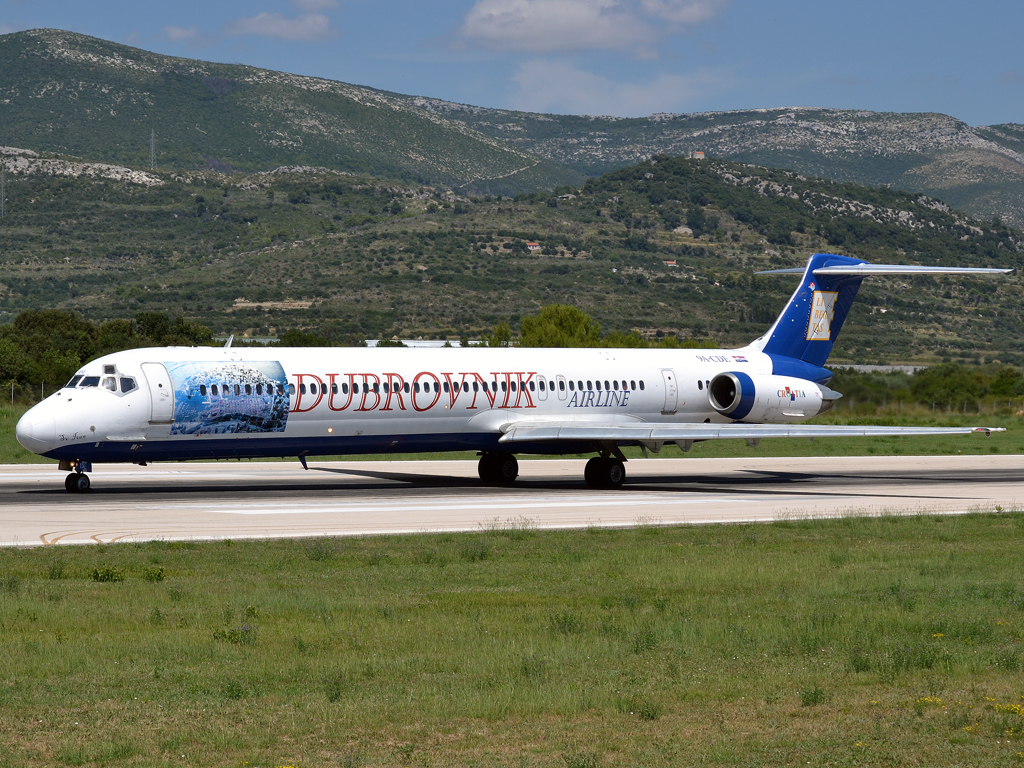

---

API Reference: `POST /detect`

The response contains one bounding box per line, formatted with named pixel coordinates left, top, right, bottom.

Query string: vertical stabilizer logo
left=806, top=290, right=838, bottom=341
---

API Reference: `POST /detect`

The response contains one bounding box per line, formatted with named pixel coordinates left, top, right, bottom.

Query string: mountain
left=407, top=100, right=1024, bottom=229
left=0, top=145, right=1021, bottom=366
left=0, top=29, right=583, bottom=195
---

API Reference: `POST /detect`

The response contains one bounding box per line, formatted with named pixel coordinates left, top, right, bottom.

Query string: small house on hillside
left=526, top=242, right=541, bottom=252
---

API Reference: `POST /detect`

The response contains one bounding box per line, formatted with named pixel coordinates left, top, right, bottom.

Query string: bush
left=91, top=567, right=124, bottom=583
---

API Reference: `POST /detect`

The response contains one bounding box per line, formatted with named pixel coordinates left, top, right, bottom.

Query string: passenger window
left=595, top=381, right=601, bottom=391
left=698, top=380, right=703, bottom=390
left=569, top=380, right=575, bottom=391
left=463, top=382, right=469, bottom=392
left=405, top=382, right=411, bottom=393
left=341, top=383, right=348, bottom=394
left=604, top=380, right=609, bottom=390
left=200, top=384, right=208, bottom=396
left=288, top=384, right=295, bottom=395
left=120, top=378, right=137, bottom=393
left=578, top=381, right=584, bottom=391
left=414, top=382, right=420, bottom=393
left=234, top=384, right=240, bottom=396
left=586, top=380, right=592, bottom=390
left=384, top=383, right=391, bottom=393
left=706, top=380, right=710, bottom=389
left=353, top=383, right=360, bottom=394
left=212, top=384, right=219, bottom=396
left=630, top=380, right=636, bottom=390
left=529, top=381, right=535, bottom=391
left=277, top=384, right=285, bottom=395
left=373, top=383, right=380, bottom=394
left=639, top=381, right=645, bottom=390
left=245, top=384, right=252, bottom=396
left=611, top=380, right=618, bottom=390
left=443, top=382, right=449, bottom=393
left=256, top=384, right=263, bottom=395
left=300, top=383, right=307, bottom=395
left=79, top=376, right=100, bottom=387
left=65, top=376, right=80, bottom=388
left=501, top=381, right=507, bottom=392
left=434, top=382, right=440, bottom=393
left=559, top=380, right=565, bottom=391
left=491, top=381, right=497, bottom=392
left=539, top=380, right=545, bottom=392
left=472, top=382, right=479, bottom=392
left=510, top=381, right=516, bottom=392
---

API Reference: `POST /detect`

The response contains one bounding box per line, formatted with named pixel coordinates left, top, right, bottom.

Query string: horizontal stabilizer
left=498, top=421, right=1003, bottom=444
left=757, top=265, right=1011, bottom=276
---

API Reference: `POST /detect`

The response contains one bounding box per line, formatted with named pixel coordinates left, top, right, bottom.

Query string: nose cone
left=16, top=411, right=56, bottom=454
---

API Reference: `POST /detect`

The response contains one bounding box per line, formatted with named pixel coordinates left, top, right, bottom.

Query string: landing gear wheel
left=478, top=453, right=519, bottom=485
left=65, top=473, right=91, bottom=493
left=603, top=458, right=625, bottom=489
left=584, top=457, right=626, bottom=489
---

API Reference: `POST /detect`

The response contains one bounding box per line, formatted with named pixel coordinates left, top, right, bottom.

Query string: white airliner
left=15, top=253, right=1009, bottom=493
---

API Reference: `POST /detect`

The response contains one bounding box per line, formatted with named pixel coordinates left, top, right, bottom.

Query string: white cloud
left=510, top=59, right=714, bottom=116
left=458, top=0, right=725, bottom=54
left=226, top=12, right=337, bottom=42
left=293, top=0, right=339, bottom=10
left=163, top=25, right=201, bottom=42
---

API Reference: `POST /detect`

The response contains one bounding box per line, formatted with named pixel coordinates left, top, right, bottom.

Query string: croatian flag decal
left=732, top=355, right=748, bottom=363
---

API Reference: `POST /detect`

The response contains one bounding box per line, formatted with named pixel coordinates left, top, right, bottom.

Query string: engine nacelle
left=707, top=372, right=838, bottom=423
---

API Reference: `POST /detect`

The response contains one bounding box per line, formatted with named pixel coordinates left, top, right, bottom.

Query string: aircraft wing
left=498, top=421, right=1002, bottom=445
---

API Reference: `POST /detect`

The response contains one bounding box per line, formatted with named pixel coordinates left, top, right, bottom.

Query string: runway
left=0, top=455, right=1021, bottom=546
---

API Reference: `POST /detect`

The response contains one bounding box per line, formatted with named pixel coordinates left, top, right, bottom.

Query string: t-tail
left=749, top=253, right=1010, bottom=384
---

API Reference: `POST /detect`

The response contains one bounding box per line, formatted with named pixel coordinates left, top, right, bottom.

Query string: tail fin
left=751, top=253, right=1011, bottom=383
left=752, top=253, right=867, bottom=381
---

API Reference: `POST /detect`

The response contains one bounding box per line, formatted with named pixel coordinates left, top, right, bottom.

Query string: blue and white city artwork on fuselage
left=166, top=361, right=290, bottom=436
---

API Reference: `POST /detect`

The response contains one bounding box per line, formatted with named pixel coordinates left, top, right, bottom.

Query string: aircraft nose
left=15, top=412, right=56, bottom=454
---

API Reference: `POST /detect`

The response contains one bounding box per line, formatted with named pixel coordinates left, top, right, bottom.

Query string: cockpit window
left=120, top=377, right=137, bottom=393
left=79, top=376, right=101, bottom=388
left=102, top=377, right=117, bottom=391
left=65, top=376, right=81, bottom=388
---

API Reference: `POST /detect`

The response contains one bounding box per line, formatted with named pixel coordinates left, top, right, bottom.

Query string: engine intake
left=708, top=372, right=838, bottom=423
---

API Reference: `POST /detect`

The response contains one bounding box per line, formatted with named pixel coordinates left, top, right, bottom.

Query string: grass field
left=2, top=514, right=1024, bottom=766
left=3, top=404, right=1023, bottom=466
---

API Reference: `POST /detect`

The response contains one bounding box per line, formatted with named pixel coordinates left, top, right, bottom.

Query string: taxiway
left=0, top=454, right=1021, bottom=546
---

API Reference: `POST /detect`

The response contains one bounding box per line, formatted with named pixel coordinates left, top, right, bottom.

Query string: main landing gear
left=584, top=456, right=626, bottom=489
left=478, top=452, right=519, bottom=485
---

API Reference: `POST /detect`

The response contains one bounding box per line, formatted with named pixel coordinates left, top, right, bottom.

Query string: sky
left=2, top=0, right=1022, bottom=125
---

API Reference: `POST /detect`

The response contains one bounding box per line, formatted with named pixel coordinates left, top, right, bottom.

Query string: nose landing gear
left=64, top=473, right=91, bottom=493
left=59, top=460, right=93, bottom=493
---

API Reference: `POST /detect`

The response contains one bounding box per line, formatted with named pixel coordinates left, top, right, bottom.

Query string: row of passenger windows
left=193, top=377, right=648, bottom=398
left=65, top=375, right=138, bottom=394
left=198, top=383, right=281, bottom=397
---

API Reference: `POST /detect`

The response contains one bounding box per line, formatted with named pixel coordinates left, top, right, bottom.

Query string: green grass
left=3, top=514, right=1024, bottom=765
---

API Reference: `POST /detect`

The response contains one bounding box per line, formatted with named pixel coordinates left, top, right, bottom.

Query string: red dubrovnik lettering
left=356, top=373, right=381, bottom=411
left=412, top=372, right=441, bottom=411
left=292, top=374, right=326, bottom=412
left=325, top=373, right=354, bottom=411
left=381, top=373, right=407, bottom=411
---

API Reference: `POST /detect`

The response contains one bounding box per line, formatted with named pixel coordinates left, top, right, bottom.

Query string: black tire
left=64, top=473, right=78, bottom=493
left=73, top=474, right=91, bottom=493
left=478, top=453, right=499, bottom=483
left=584, top=457, right=603, bottom=488
left=604, top=458, right=626, bottom=489
left=495, top=454, right=519, bottom=484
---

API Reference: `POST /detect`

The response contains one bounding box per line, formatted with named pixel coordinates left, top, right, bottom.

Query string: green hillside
left=0, top=29, right=582, bottom=195
left=0, top=147, right=1021, bottom=366
left=409, top=100, right=1024, bottom=229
